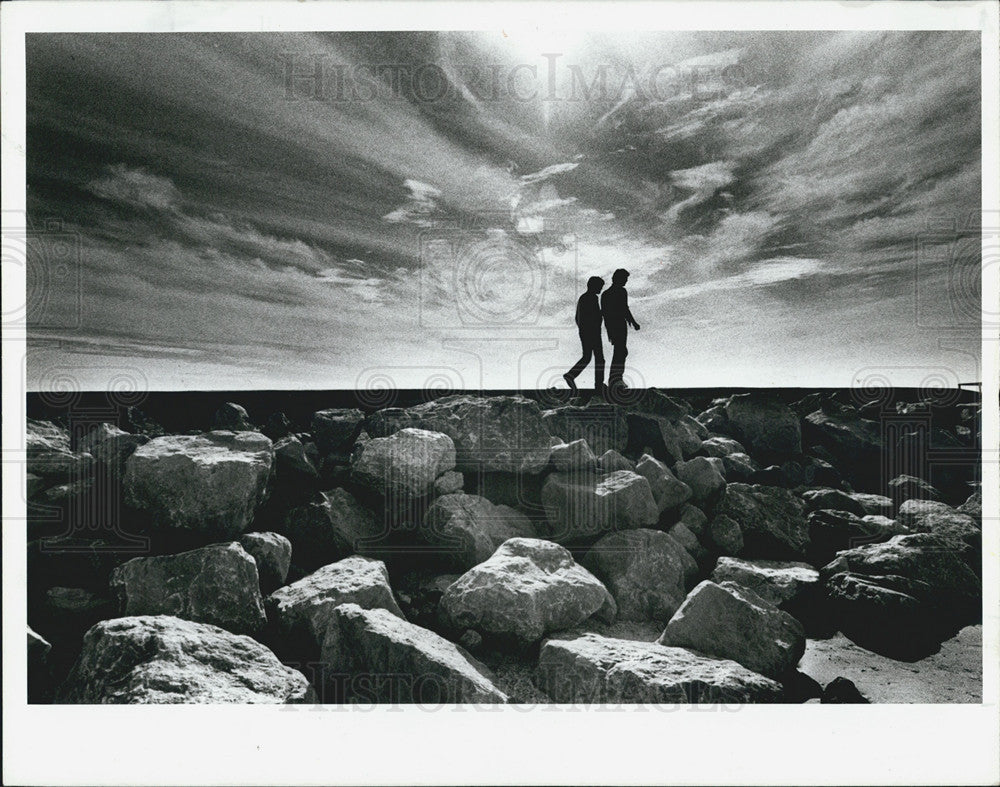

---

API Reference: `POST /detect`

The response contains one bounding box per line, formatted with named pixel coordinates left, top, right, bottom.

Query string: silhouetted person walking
left=563, top=276, right=605, bottom=395
left=601, top=268, right=640, bottom=392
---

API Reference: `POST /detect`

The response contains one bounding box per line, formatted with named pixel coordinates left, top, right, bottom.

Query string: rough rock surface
left=540, top=469, right=658, bottom=542
left=283, top=488, right=383, bottom=569
left=543, top=403, right=627, bottom=456
left=896, top=499, right=979, bottom=545
left=124, top=431, right=273, bottom=536
left=273, top=435, right=319, bottom=480
left=700, top=437, right=746, bottom=458
left=536, top=634, right=783, bottom=703
left=79, top=423, right=149, bottom=474
left=673, top=457, right=726, bottom=504
left=598, top=449, right=634, bottom=472
left=370, top=395, right=553, bottom=473
left=213, top=402, right=254, bottom=432
left=27, top=419, right=94, bottom=479
left=320, top=603, right=507, bottom=703
left=711, top=557, right=819, bottom=608
left=311, top=408, right=365, bottom=456
left=625, top=412, right=683, bottom=464
left=710, top=515, right=744, bottom=555
left=888, top=474, right=942, bottom=504
left=422, top=493, right=536, bottom=570
left=850, top=493, right=895, bottom=517
left=433, top=470, right=464, bottom=496
left=440, top=538, right=616, bottom=643
left=550, top=439, right=598, bottom=472
left=957, top=489, right=981, bottom=519
left=713, top=483, right=809, bottom=558
left=800, top=488, right=866, bottom=517
left=351, top=428, right=456, bottom=499
left=109, top=542, right=266, bottom=635
left=721, top=452, right=758, bottom=483
left=806, top=509, right=903, bottom=566
left=659, top=580, right=806, bottom=678
left=59, top=615, right=312, bottom=703
left=634, top=454, right=692, bottom=513
left=583, top=529, right=697, bottom=622
left=724, top=394, right=802, bottom=457
left=266, top=556, right=404, bottom=645
left=803, top=410, right=882, bottom=486
left=238, top=532, right=292, bottom=594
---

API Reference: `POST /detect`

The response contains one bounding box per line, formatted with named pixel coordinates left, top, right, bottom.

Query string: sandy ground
left=482, top=622, right=982, bottom=704
left=799, top=625, right=983, bottom=703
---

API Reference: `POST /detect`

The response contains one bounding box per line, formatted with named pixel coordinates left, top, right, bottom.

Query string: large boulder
left=370, top=395, right=552, bottom=473
left=658, top=580, right=806, bottom=678
left=238, top=532, right=292, bottom=594
left=582, top=529, right=696, bottom=622
left=850, top=493, right=895, bottom=517
left=433, top=470, right=464, bottom=496
left=265, top=556, right=404, bottom=648
left=803, top=410, right=882, bottom=488
left=540, top=470, right=658, bottom=542
left=625, top=412, right=682, bottom=464
left=124, top=431, right=274, bottom=536
left=673, top=457, right=726, bottom=505
left=724, top=394, right=802, bottom=458
left=700, top=437, right=746, bottom=458
left=273, top=435, right=320, bottom=480
left=319, top=603, right=507, bottom=703
left=536, top=634, right=783, bottom=703
left=550, top=439, right=598, bottom=472
left=957, top=489, right=981, bottom=519
left=283, top=488, right=384, bottom=570
left=27, top=419, right=94, bottom=480
left=713, top=484, right=809, bottom=559
left=439, top=538, right=616, bottom=643
left=806, top=509, right=904, bottom=566
left=213, top=402, right=254, bottom=432
left=542, top=402, right=627, bottom=456
left=720, top=452, right=758, bottom=483
left=59, top=615, right=312, bottom=703
left=310, top=408, right=365, bottom=456
left=800, top=488, right=866, bottom=517
left=421, top=493, right=536, bottom=571
left=351, top=428, right=456, bottom=499
left=634, top=389, right=692, bottom=420
left=597, top=449, right=634, bottom=472
left=711, top=557, right=819, bottom=609
left=888, top=474, right=942, bottom=506
left=109, top=542, right=266, bottom=635
left=896, top=499, right=979, bottom=546
left=79, top=423, right=149, bottom=475
left=634, top=454, right=691, bottom=513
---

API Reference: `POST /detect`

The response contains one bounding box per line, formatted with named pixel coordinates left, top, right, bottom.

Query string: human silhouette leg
left=608, top=339, right=628, bottom=388
left=593, top=342, right=605, bottom=392
left=565, top=342, right=594, bottom=393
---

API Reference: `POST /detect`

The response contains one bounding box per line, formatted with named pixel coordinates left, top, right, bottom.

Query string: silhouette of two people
left=563, top=268, right=640, bottom=397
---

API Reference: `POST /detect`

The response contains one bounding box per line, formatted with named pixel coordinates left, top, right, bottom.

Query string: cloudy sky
left=25, top=31, right=981, bottom=391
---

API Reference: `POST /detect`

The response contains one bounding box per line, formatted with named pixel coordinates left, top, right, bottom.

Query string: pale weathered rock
left=59, top=616, right=312, bottom=703
left=850, top=493, right=895, bottom=517
left=370, top=395, right=553, bottom=473
left=597, top=449, right=634, bottom=472
left=266, top=556, right=404, bottom=645
left=311, top=408, right=365, bottom=455
left=711, top=557, right=819, bottom=608
left=659, top=580, right=805, bottom=678
left=238, top=532, right=292, bottom=594
left=713, top=483, right=809, bottom=558
left=433, top=470, right=464, bottom=496
left=536, top=634, right=783, bottom=703
left=440, top=538, right=616, bottom=643
left=283, top=488, right=384, bottom=570
left=79, top=423, right=149, bottom=474
left=213, top=402, right=254, bottom=432
left=724, top=394, right=802, bottom=457
left=896, top=499, right=979, bottom=545
left=550, top=439, right=598, bottom=472
left=124, top=431, right=273, bottom=536
left=422, top=493, right=536, bottom=570
left=583, top=529, right=696, bottom=622
left=700, top=437, right=746, bottom=458
left=351, top=428, right=456, bottom=499
left=540, top=470, right=658, bottom=542
left=320, top=603, right=507, bottom=703
left=109, top=542, right=266, bottom=635
left=674, top=457, right=726, bottom=504
left=634, top=454, right=691, bottom=513
left=542, top=402, right=626, bottom=456
left=800, top=488, right=866, bottom=517
left=27, top=419, right=95, bottom=479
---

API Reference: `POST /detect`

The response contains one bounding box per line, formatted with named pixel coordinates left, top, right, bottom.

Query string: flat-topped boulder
left=540, top=470, right=658, bottom=542
left=351, top=428, right=456, bottom=499
left=439, top=538, right=616, bottom=643
left=422, top=493, right=536, bottom=571
left=369, top=395, right=552, bottom=473
left=536, top=634, right=783, bottom=703
left=713, top=483, right=809, bottom=559
left=266, top=556, right=404, bottom=647
left=582, top=529, right=696, bottom=622
left=320, top=603, right=507, bottom=703
left=109, top=542, right=266, bottom=635
left=124, top=431, right=273, bottom=536
left=659, top=580, right=805, bottom=678
left=711, top=557, right=819, bottom=608
left=59, top=615, right=312, bottom=704
left=724, top=394, right=802, bottom=458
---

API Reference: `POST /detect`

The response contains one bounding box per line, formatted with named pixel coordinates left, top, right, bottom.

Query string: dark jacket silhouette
left=564, top=276, right=605, bottom=393
left=600, top=268, right=639, bottom=388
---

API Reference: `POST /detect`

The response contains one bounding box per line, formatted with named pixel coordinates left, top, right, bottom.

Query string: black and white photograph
left=3, top=1, right=998, bottom=784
